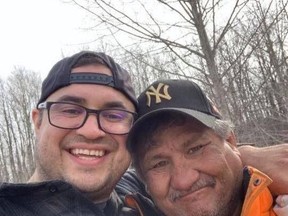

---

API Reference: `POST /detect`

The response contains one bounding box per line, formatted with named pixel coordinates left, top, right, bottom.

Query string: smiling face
left=137, top=115, right=243, bottom=216
left=30, top=64, right=135, bottom=202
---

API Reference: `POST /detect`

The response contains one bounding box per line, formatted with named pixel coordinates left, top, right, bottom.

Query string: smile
left=70, top=148, right=106, bottom=158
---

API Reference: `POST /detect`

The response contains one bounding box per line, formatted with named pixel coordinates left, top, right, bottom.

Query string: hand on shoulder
left=274, top=195, right=288, bottom=216
left=238, top=143, right=288, bottom=195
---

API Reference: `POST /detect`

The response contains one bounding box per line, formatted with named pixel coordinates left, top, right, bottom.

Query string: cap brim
left=127, top=108, right=218, bottom=151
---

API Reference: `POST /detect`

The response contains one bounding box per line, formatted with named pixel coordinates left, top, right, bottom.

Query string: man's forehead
left=147, top=128, right=204, bottom=151
left=46, top=85, right=133, bottom=110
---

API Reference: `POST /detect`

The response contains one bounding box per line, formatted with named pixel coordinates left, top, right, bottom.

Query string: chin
left=67, top=175, right=105, bottom=190
left=166, top=207, right=216, bottom=216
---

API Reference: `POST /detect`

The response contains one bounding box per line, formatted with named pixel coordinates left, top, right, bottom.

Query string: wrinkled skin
left=239, top=144, right=288, bottom=195
left=140, top=121, right=243, bottom=216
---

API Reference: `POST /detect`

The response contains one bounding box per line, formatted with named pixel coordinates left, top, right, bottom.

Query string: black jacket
left=0, top=180, right=137, bottom=216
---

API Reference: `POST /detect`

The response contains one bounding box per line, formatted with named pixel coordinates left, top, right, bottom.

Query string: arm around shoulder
left=238, top=143, right=288, bottom=195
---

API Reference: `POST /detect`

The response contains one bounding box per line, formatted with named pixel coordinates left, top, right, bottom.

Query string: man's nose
left=76, top=114, right=106, bottom=139
left=170, top=162, right=199, bottom=191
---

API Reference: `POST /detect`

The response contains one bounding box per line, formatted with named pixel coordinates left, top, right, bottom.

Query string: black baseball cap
left=127, top=79, right=222, bottom=150
left=37, top=50, right=137, bottom=108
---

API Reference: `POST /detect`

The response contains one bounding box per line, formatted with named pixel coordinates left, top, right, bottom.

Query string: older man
left=126, top=79, right=286, bottom=216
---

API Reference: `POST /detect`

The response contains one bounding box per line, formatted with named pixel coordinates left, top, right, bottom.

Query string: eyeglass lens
left=48, top=102, right=134, bottom=134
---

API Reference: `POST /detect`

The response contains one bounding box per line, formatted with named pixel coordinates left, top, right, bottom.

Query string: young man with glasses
left=0, top=51, right=145, bottom=215
left=0, top=51, right=287, bottom=216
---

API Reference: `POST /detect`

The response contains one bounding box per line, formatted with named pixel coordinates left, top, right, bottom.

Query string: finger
left=273, top=205, right=288, bottom=216
left=276, top=195, right=288, bottom=207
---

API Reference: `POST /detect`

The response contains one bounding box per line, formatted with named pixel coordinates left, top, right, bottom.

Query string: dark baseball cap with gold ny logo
left=127, top=79, right=222, bottom=149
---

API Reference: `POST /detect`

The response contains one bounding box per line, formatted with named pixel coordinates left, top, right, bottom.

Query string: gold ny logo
left=145, top=83, right=172, bottom=107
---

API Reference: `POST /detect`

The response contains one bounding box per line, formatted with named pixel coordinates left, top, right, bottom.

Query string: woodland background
left=1, top=0, right=287, bottom=182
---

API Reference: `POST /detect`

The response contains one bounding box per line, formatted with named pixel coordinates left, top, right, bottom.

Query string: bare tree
left=70, top=0, right=288, bottom=145
left=225, top=0, right=288, bottom=144
left=72, top=0, right=251, bottom=116
left=0, top=67, right=41, bottom=182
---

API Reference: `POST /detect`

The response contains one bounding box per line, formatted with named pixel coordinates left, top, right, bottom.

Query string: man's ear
left=226, top=132, right=237, bottom=148
left=32, top=109, right=42, bottom=131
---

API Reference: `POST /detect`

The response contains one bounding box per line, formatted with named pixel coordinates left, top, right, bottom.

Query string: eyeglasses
left=37, top=101, right=136, bottom=135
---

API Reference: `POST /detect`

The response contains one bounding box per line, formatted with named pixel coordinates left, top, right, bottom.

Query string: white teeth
left=71, top=149, right=105, bottom=157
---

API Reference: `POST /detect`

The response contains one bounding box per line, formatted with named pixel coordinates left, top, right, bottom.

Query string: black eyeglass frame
left=37, top=101, right=137, bottom=135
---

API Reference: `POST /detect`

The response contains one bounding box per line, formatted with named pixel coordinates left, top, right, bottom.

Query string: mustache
left=168, top=176, right=216, bottom=202
left=63, top=135, right=115, bottom=147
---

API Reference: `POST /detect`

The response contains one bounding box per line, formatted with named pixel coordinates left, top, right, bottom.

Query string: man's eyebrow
left=102, top=101, right=127, bottom=109
left=54, top=96, right=129, bottom=109
left=182, top=132, right=210, bottom=149
left=149, top=153, right=167, bottom=161
left=183, top=138, right=199, bottom=149
left=144, top=141, right=165, bottom=158
left=143, top=151, right=170, bottom=169
left=55, top=95, right=86, bottom=104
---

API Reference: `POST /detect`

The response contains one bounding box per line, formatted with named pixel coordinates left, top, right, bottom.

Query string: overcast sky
left=0, top=0, right=92, bottom=80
